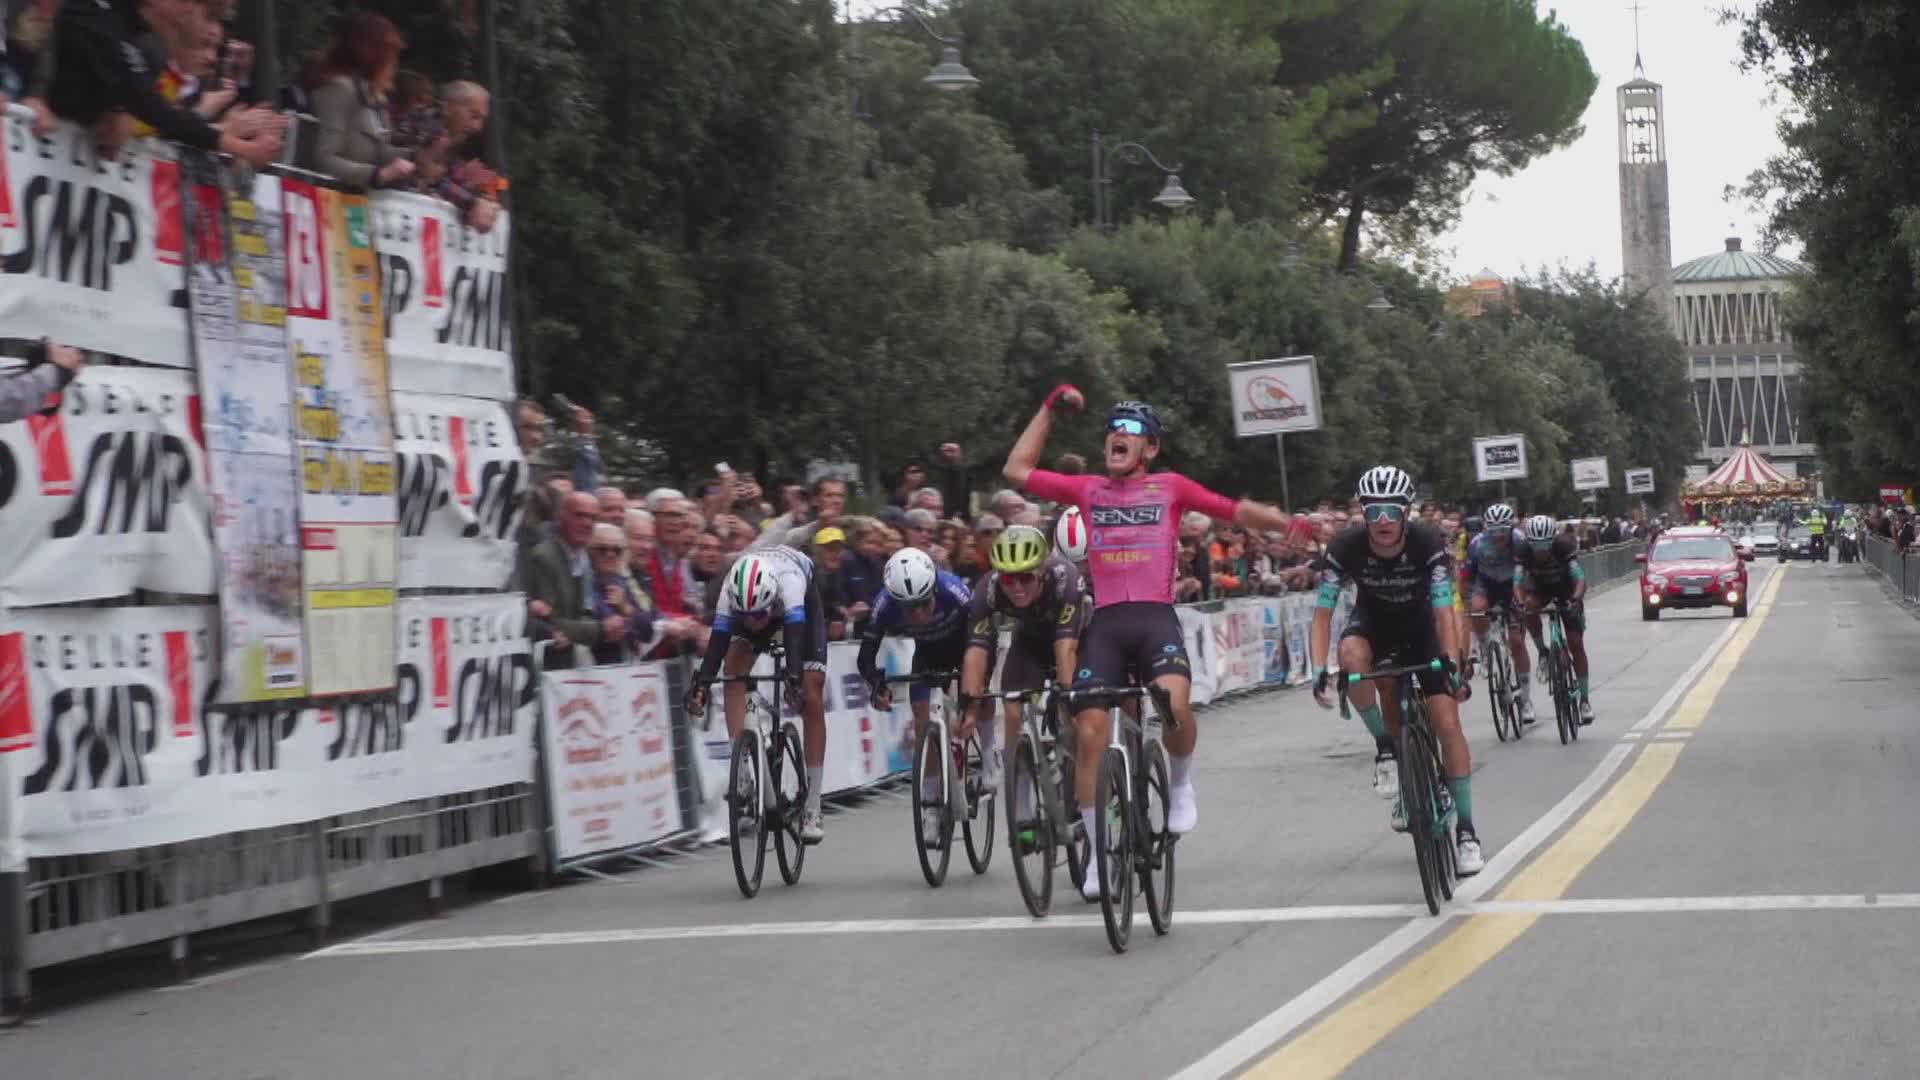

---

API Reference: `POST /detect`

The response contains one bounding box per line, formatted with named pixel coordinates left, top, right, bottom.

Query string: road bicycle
left=1534, top=600, right=1580, bottom=746
left=695, top=643, right=808, bottom=899
left=964, top=682, right=1089, bottom=918
left=1336, top=658, right=1456, bottom=915
left=1480, top=606, right=1522, bottom=742
left=882, top=670, right=996, bottom=888
left=1055, top=680, right=1176, bottom=954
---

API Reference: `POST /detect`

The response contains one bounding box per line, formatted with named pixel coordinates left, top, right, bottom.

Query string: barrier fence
left=1862, top=534, right=1920, bottom=604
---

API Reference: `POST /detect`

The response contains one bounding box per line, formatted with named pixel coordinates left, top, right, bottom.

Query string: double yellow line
left=1243, top=565, right=1789, bottom=1078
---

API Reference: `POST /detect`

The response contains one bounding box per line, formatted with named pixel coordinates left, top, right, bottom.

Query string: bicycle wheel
left=962, top=731, right=996, bottom=875
left=1059, top=752, right=1090, bottom=894
left=1397, top=705, right=1442, bottom=916
left=774, top=722, right=807, bottom=886
left=1556, top=643, right=1579, bottom=744
left=1486, top=637, right=1513, bottom=742
left=1500, top=638, right=1526, bottom=740
left=1094, top=745, right=1135, bottom=953
left=911, top=718, right=952, bottom=888
left=1141, top=739, right=1175, bottom=937
left=1549, top=633, right=1573, bottom=746
left=1009, top=733, right=1053, bottom=918
left=727, top=728, right=766, bottom=899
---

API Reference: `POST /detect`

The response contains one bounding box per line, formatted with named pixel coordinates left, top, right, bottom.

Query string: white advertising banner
left=1571, top=456, right=1611, bottom=492
left=393, top=391, right=526, bottom=591
left=540, top=662, right=683, bottom=862
left=1211, top=600, right=1266, bottom=698
left=1625, top=467, right=1655, bottom=495
left=0, top=364, right=214, bottom=607
left=0, top=598, right=537, bottom=869
left=1175, top=606, right=1217, bottom=706
left=1473, top=434, right=1529, bottom=483
left=1227, top=356, right=1322, bottom=437
left=0, top=113, right=191, bottom=368
left=372, top=192, right=514, bottom=400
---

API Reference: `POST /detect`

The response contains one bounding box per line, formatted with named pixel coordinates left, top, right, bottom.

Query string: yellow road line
left=1239, top=566, right=1786, bottom=1079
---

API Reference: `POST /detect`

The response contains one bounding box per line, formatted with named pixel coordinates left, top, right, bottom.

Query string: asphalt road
left=9, top=558, right=1917, bottom=1080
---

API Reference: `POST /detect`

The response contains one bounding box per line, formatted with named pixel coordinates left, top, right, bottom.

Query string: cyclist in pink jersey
left=1005, top=387, right=1290, bottom=887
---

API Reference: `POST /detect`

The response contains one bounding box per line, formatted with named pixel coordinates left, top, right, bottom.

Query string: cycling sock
left=806, top=767, right=824, bottom=812
left=1080, top=805, right=1097, bottom=845
left=1447, top=776, right=1473, bottom=828
left=1577, top=675, right=1590, bottom=701
left=1169, top=752, right=1193, bottom=787
left=1375, top=735, right=1396, bottom=758
left=1357, top=703, right=1388, bottom=740
left=1516, top=670, right=1532, bottom=694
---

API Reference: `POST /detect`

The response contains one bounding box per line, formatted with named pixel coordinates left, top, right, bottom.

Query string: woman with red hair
left=306, top=12, right=414, bottom=190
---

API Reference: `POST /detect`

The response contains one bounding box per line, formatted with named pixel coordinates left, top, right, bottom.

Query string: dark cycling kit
left=857, top=570, right=974, bottom=704
left=1317, top=522, right=1456, bottom=695
left=1515, top=534, right=1586, bottom=632
left=966, top=557, right=1090, bottom=691
left=1462, top=528, right=1520, bottom=613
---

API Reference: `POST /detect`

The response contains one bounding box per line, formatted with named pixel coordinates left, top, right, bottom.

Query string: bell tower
left=1617, top=16, right=1675, bottom=335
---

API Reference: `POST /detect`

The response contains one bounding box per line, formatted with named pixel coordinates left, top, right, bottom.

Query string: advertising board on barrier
left=0, top=597, right=536, bottom=871
left=540, top=662, right=682, bottom=862
left=0, top=365, right=215, bottom=607
left=0, top=114, right=193, bottom=368
left=284, top=181, right=399, bottom=695
left=373, top=192, right=514, bottom=400
left=393, top=392, right=526, bottom=591
left=189, top=167, right=307, bottom=702
left=1212, top=600, right=1266, bottom=698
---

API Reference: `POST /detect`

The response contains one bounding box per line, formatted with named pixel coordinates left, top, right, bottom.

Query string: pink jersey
left=1024, top=469, right=1240, bottom=607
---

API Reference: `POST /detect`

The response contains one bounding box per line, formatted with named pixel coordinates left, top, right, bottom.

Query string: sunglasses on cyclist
left=1362, top=503, right=1407, bottom=523
left=1108, top=418, right=1149, bottom=437
left=1000, top=570, right=1040, bottom=588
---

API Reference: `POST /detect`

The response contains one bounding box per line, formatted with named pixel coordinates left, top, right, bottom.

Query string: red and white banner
left=539, top=661, right=683, bottom=862
left=372, top=192, right=514, bottom=400
left=0, top=364, right=214, bottom=607
left=393, top=391, right=526, bottom=590
left=0, top=597, right=537, bottom=872
left=0, top=111, right=192, bottom=367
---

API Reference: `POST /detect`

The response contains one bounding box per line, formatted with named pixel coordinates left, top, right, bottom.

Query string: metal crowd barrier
left=1862, top=534, right=1920, bottom=604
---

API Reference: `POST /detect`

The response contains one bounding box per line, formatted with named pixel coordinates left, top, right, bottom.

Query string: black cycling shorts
left=979, top=631, right=1058, bottom=694
left=1340, top=605, right=1451, bottom=696
left=1467, top=577, right=1517, bottom=616
left=908, top=627, right=971, bottom=705
left=1529, top=582, right=1585, bottom=634
left=1072, top=601, right=1190, bottom=692
left=738, top=576, right=830, bottom=673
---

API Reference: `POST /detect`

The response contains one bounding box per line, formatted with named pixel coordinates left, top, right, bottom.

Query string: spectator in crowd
left=1055, top=452, right=1088, bottom=476
left=950, top=528, right=985, bottom=585
left=516, top=398, right=601, bottom=491
left=929, top=441, right=972, bottom=516
left=811, top=527, right=852, bottom=639
left=1010, top=507, right=1044, bottom=529
left=427, top=79, right=502, bottom=232
left=909, top=486, right=945, bottom=516
left=757, top=477, right=847, bottom=548
left=304, top=12, right=417, bottom=191
left=1176, top=531, right=1211, bottom=602
left=0, top=340, right=83, bottom=424
left=1209, top=524, right=1247, bottom=595
left=585, top=523, right=655, bottom=664
left=2, top=2, right=58, bottom=135
left=526, top=492, right=623, bottom=667
left=48, top=0, right=282, bottom=164
left=512, top=478, right=557, bottom=598
left=838, top=517, right=884, bottom=633
left=732, top=472, right=773, bottom=527
left=989, top=489, right=1027, bottom=521
left=972, top=513, right=1005, bottom=552
left=692, top=527, right=729, bottom=621
left=902, top=507, right=938, bottom=553
left=647, top=495, right=700, bottom=622
left=594, top=485, right=627, bottom=527
left=890, top=461, right=928, bottom=508
left=623, top=508, right=656, bottom=597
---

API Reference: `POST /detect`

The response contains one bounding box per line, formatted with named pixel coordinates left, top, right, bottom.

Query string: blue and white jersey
left=862, top=569, right=972, bottom=644
left=1463, top=528, right=1518, bottom=585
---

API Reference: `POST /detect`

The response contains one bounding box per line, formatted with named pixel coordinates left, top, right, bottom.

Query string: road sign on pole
left=1473, top=435, right=1528, bottom=483
left=1625, top=467, right=1654, bottom=495
left=1228, top=356, right=1321, bottom=510
left=1571, top=456, right=1611, bottom=492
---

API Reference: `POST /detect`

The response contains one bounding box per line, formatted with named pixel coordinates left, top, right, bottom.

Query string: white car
left=1745, top=522, right=1781, bottom=557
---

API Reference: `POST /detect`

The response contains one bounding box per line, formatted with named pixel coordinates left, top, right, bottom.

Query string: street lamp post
left=1090, top=131, right=1194, bottom=233
left=848, top=4, right=980, bottom=118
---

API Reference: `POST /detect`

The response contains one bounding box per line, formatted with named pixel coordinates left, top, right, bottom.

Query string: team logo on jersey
left=1056, top=603, right=1076, bottom=627
left=1089, top=504, right=1164, bottom=527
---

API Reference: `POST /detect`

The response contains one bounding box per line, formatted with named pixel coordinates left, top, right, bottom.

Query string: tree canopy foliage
left=236, top=0, right=1701, bottom=514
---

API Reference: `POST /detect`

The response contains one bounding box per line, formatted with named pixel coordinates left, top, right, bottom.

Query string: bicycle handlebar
left=1332, top=659, right=1448, bottom=720
left=879, top=670, right=960, bottom=687
left=1050, top=683, right=1180, bottom=731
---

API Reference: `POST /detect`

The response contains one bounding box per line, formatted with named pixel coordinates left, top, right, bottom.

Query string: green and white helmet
left=725, top=554, right=780, bottom=615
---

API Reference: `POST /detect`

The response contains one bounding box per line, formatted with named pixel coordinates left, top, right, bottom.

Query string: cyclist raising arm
left=1310, top=466, right=1482, bottom=876
left=1003, top=387, right=1289, bottom=893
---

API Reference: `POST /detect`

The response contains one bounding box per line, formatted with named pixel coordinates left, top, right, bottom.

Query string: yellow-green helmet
left=989, top=524, right=1048, bottom=573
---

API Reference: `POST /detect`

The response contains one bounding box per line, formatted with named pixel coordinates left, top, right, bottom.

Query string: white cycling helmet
left=1356, top=465, right=1415, bottom=503
left=1524, top=514, right=1557, bottom=543
left=883, top=547, right=938, bottom=604
left=1483, top=503, right=1515, bottom=527
left=1053, top=505, right=1088, bottom=561
left=724, top=554, right=780, bottom=616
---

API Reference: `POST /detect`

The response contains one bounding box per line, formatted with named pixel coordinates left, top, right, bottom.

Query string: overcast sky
left=848, top=1, right=1794, bottom=284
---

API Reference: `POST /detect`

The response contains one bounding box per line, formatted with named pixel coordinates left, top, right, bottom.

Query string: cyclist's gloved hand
left=1312, top=668, right=1335, bottom=710
left=1044, top=383, right=1085, bottom=414
left=867, top=678, right=892, bottom=712
left=682, top=685, right=708, bottom=719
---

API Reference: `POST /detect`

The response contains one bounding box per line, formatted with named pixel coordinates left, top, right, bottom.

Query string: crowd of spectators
left=1, top=2, right=502, bottom=230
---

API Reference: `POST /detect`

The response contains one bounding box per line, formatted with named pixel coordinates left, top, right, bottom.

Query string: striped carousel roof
left=1703, top=437, right=1790, bottom=487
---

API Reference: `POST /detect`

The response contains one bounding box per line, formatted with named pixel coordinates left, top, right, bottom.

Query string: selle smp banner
left=0, top=364, right=214, bottom=607
left=0, top=110, right=193, bottom=368
left=0, top=596, right=536, bottom=872
left=393, top=391, right=526, bottom=591
left=373, top=192, right=514, bottom=400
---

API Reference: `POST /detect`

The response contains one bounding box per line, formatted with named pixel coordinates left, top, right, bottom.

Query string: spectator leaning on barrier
left=623, top=508, right=656, bottom=597
left=526, top=492, right=621, bottom=667
left=431, top=79, right=502, bottom=232
left=48, top=0, right=281, bottom=165
left=692, top=527, right=728, bottom=620
left=586, top=522, right=655, bottom=664
left=593, top=485, right=626, bottom=527
left=0, top=340, right=84, bottom=424
left=305, top=12, right=415, bottom=190
left=838, top=517, right=883, bottom=633
left=812, top=526, right=852, bottom=639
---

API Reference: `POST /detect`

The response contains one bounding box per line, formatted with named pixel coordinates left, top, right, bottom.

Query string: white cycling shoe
left=1167, top=782, right=1198, bottom=834
left=1578, top=697, right=1595, bottom=726
left=1456, top=832, right=1485, bottom=876
left=1081, top=862, right=1117, bottom=901
left=800, top=808, right=825, bottom=845
left=1372, top=754, right=1399, bottom=799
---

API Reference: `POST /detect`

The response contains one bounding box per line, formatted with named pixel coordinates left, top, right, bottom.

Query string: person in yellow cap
left=812, top=526, right=852, bottom=639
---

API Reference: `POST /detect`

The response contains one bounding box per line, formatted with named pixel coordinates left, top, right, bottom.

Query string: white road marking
left=1175, top=582, right=1762, bottom=1080
left=304, top=893, right=1920, bottom=958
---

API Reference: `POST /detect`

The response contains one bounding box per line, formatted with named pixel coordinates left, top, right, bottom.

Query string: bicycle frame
left=704, top=645, right=790, bottom=827
left=884, top=669, right=964, bottom=807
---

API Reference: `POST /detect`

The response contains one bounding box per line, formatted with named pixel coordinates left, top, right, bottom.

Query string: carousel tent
left=1683, top=434, right=1809, bottom=504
